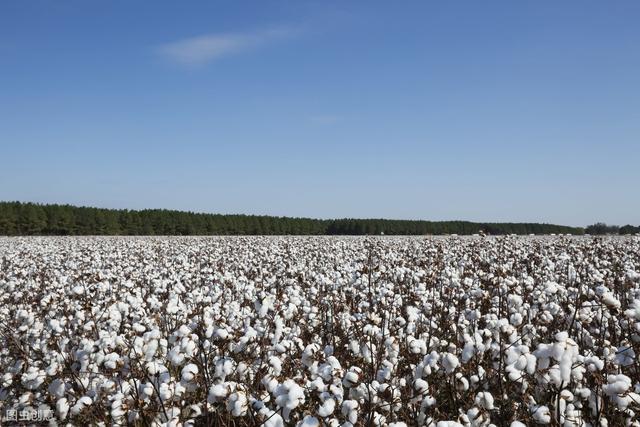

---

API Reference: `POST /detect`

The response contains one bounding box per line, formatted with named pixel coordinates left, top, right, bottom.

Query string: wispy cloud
left=157, top=27, right=294, bottom=67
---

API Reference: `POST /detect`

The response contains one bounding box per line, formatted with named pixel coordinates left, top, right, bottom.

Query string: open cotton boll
left=510, top=422, right=526, bottom=427
left=208, top=384, right=228, bottom=403
left=298, top=415, right=320, bottom=427
left=269, top=356, right=283, bottom=376
left=615, top=345, right=636, bottom=366
left=70, top=396, right=93, bottom=415
left=442, top=353, right=459, bottom=374
left=343, top=371, right=359, bottom=387
left=603, top=374, right=632, bottom=396
left=181, top=363, right=198, bottom=382
left=168, top=346, right=185, bottom=366
left=72, top=285, right=84, bottom=295
left=21, top=366, right=45, bottom=390
left=274, top=379, right=306, bottom=420
left=531, top=405, right=551, bottom=424
left=475, top=392, right=494, bottom=410
left=56, top=397, right=70, bottom=420
left=48, top=378, right=66, bottom=398
left=227, top=391, right=249, bottom=417
left=318, top=398, right=336, bottom=417
left=48, top=318, right=64, bottom=334
left=602, top=292, right=621, bottom=309
left=103, top=352, right=120, bottom=370
left=414, top=378, right=429, bottom=394
left=341, top=400, right=359, bottom=424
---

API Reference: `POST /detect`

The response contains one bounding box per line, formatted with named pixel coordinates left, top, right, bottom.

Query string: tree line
left=585, top=222, right=640, bottom=235
left=0, top=201, right=611, bottom=236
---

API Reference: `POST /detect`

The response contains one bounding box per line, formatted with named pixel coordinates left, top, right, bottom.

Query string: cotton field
left=1, top=236, right=640, bottom=427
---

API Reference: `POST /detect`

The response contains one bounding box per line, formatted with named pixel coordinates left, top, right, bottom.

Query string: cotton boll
left=48, top=379, right=66, bottom=398
left=531, top=405, right=551, bottom=424
left=318, top=398, right=336, bottom=417
left=603, top=374, right=632, bottom=396
left=341, top=400, right=359, bottom=424
left=414, top=378, right=429, bottom=394
left=181, top=363, right=199, bottom=382
left=602, top=292, right=621, bottom=309
left=227, top=391, right=249, bottom=417
left=103, top=352, right=120, bottom=370
left=343, top=371, right=359, bottom=387
left=141, top=383, right=154, bottom=397
left=269, top=356, right=283, bottom=376
left=70, top=396, right=92, bottom=415
left=208, top=384, right=228, bottom=403
left=442, top=353, right=459, bottom=374
left=298, top=415, right=320, bottom=427
left=274, top=379, right=306, bottom=420
left=56, top=397, right=70, bottom=420
left=475, top=392, right=495, bottom=410
left=168, top=346, right=185, bottom=366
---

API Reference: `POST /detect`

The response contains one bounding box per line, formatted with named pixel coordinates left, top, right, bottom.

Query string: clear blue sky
left=1, top=1, right=639, bottom=226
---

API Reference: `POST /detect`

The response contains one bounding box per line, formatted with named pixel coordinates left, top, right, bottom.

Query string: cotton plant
left=0, top=235, right=639, bottom=425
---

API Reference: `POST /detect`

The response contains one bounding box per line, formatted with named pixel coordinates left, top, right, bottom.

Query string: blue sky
left=1, top=1, right=639, bottom=226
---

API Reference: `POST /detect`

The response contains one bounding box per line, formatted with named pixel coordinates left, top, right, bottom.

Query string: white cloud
left=157, top=27, right=293, bottom=67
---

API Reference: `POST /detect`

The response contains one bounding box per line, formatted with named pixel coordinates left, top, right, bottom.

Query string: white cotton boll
left=208, top=384, right=228, bottom=403
left=181, top=363, right=199, bottom=382
left=21, top=366, right=45, bottom=390
left=455, top=373, right=469, bottom=392
left=70, top=396, right=92, bottom=415
left=442, top=353, right=459, bottom=374
left=255, top=404, right=284, bottom=427
left=475, top=392, right=495, bottom=410
left=603, top=374, right=632, bottom=396
left=72, top=285, right=84, bottom=295
left=298, top=415, right=320, bottom=427
left=341, top=400, right=359, bottom=424
left=132, top=322, right=146, bottom=333
left=436, top=422, right=464, bottom=427
left=214, top=328, right=229, bottom=340
left=531, top=405, right=551, bottom=424
left=318, top=398, right=336, bottom=417
left=49, top=318, right=64, bottom=334
left=159, top=383, right=173, bottom=401
left=57, top=397, right=69, bottom=420
left=168, top=346, right=185, bottom=366
left=555, top=331, right=569, bottom=343
left=343, top=371, right=359, bottom=387
left=269, top=356, right=283, bottom=376
left=104, top=352, right=120, bottom=370
left=49, top=378, right=66, bottom=398
left=141, top=383, right=154, bottom=397
left=461, top=341, right=475, bottom=363
left=510, top=422, right=526, bottom=427
left=510, top=313, right=523, bottom=326
left=389, top=423, right=408, bottom=427
left=602, top=292, right=621, bottom=309
left=625, top=300, right=640, bottom=319
left=227, top=391, right=248, bottom=417
left=615, top=346, right=636, bottom=366
left=143, top=339, right=158, bottom=361
left=414, top=378, right=429, bottom=394
left=275, top=379, right=306, bottom=420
